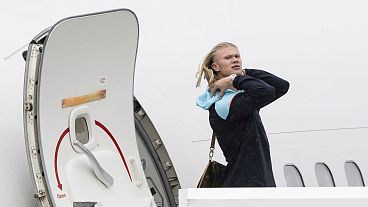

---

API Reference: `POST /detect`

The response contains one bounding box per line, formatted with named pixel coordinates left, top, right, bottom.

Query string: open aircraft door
left=23, top=9, right=154, bottom=207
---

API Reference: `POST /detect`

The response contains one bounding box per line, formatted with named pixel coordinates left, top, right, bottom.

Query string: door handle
left=73, top=140, right=114, bottom=187
left=129, top=156, right=143, bottom=187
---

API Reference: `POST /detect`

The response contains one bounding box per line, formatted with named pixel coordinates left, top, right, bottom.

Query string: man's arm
left=241, top=69, right=290, bottom=104
left=208, top=68, right=289, bottom=111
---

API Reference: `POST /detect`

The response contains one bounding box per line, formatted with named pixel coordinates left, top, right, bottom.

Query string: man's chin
left=231, top=68, right=243, bottom=75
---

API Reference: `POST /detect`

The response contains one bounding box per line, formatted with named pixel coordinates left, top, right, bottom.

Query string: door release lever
left=73, top=140, right=114, bottom=187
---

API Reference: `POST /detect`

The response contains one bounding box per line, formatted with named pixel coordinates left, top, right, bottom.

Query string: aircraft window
left=345, top=161, right=365, bottom=187
left=75, top=117, right=89, bottom=144
left=284, top=164, right=305, bottom=187
left=315, top=163, right=335, bottom=187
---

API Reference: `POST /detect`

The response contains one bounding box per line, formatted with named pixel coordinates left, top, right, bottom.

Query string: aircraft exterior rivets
left=154, top=139, right=162, bottom=146
left=36, top=173, right=42, bottom=179
left=165, top=162, right=172, bottom=167
left=137, top=109, right=146, bottom=116
left=24, top=102, right=33, bottom=111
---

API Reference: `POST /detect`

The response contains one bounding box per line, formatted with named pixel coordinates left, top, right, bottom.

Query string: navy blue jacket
left=209, top=69, right=289, bottom=187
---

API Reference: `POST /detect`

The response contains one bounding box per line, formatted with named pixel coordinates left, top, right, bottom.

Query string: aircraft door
left=24, top=9, right=153, bottom=207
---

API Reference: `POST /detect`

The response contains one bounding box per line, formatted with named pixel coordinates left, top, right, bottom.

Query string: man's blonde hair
left=196, top=42, right=237, bottom=87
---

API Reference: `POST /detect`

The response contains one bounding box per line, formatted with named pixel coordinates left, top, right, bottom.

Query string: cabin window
left=75, top=117, right=89, bottom=144
left=345, top=161, right=365, bottom=187
left=315, top=163, right=335, bottom=187
left=284, top=164, right=305, bottom=187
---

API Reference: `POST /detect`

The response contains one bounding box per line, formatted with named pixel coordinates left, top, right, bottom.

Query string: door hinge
left=34, top=190, right=46, bottom=199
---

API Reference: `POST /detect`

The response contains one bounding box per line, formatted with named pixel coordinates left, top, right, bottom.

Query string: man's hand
left=209, top=76, right=237, bottom=99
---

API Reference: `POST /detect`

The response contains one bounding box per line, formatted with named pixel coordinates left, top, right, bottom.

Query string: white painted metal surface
left=23, top=9, right=154, bottom=206
left=179, top=188, right=368, bottom=207
left=1, top=0, right=368, bottom=206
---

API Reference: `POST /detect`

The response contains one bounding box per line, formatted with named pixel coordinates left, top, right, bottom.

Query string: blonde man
left=196, top=42, right=289, bottom=187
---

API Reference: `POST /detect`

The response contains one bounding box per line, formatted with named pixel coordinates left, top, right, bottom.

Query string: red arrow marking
left=54, top=121, right=132, bottom=191
left=54, top=128, right=70, bottom=191
left=95, top=120, right=132, bottom=181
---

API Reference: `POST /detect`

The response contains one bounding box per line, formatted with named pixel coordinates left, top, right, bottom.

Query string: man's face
left=212, top=46, right=243, bottom=77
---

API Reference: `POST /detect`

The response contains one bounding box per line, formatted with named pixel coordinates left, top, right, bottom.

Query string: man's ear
left=211, top=63, right=220, bottom=72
